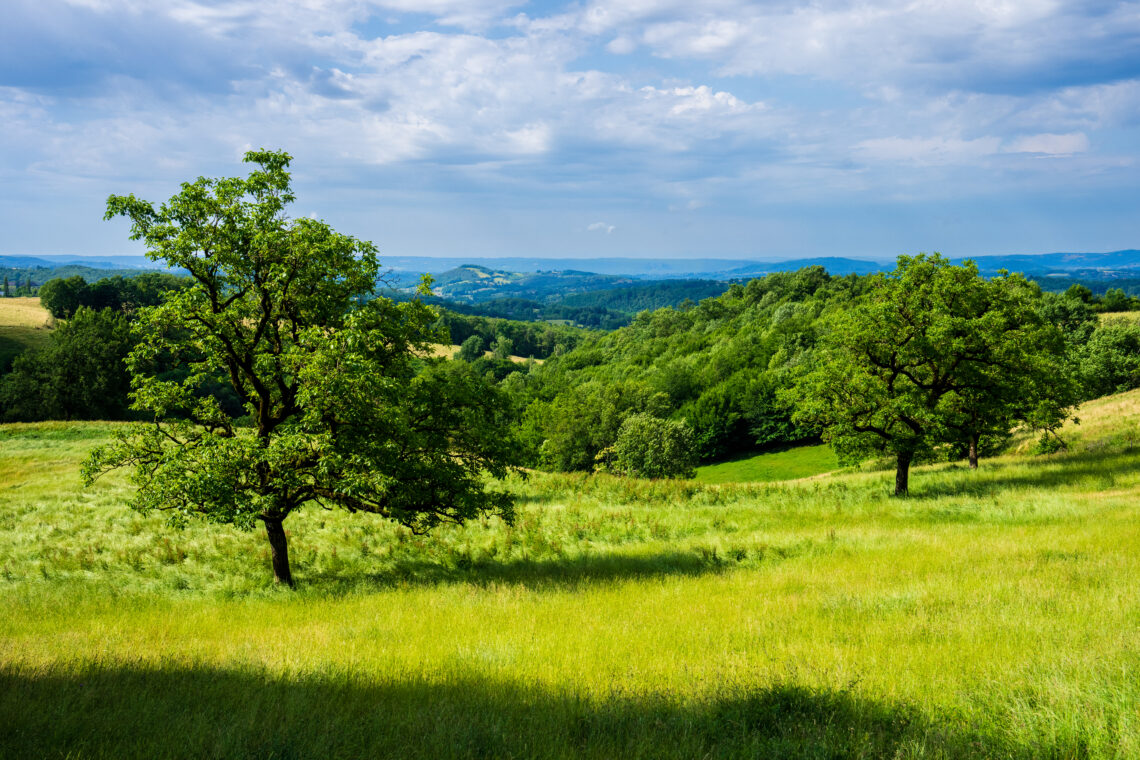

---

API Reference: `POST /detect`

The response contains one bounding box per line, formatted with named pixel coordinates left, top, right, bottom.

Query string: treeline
left=0, top=273, right=193, bottom=421
left=508, top=266, right=853, bottom=471
left=557, top=279, right=731, bottom=313
left=1056, top=283, right=1140, bottom=312
left=0, top=264, right=159, bottom=296
left=38, top=273, right=188, bottom=318
left=423, top=296, right=628, bottom=330
left=437, top=312, right=586, bottom=360
left=10, top=262, right=1140, bottom=486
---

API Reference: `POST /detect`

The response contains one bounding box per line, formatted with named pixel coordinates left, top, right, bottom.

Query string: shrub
left=611, top=413, right=697, bottom=479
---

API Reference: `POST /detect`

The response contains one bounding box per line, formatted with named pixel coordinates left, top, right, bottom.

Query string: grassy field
left=0, top=297, right=51, bottom=371
left=427, top=343, right=542, bottom=363
left=3, top=395, right=1140, bottom=758
left=695, top=443, right=838, bottom=484
left=1099, top=311, right=1140, bottom=325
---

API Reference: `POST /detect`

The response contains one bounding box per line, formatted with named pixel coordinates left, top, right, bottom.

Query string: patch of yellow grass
left=0, top=298, right=51, bottom=329
left=0, top=298, right=52, bottom=364
left=1098, top=311, right=1140, bottom=324
left=1062, top=387, right=1140, bottom=446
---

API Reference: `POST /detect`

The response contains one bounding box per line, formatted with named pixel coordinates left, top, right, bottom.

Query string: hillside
left=426, top=265, right=640, bottom=303
left=3, top=387, right=1140, bottom=756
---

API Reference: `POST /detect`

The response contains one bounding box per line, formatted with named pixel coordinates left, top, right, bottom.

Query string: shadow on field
left=913, top=447, right=1140, bottom=500
left=0, top=664, right=1059, bottom=760
left=303, top=550, right=727, bottom=592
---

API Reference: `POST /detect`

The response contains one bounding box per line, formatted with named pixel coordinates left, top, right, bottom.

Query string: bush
left=610, top=413, right=697, bottom=479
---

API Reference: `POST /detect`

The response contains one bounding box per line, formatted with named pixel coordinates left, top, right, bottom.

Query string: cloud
left=2, top=0, right=1139, bottom=257
left=1005, top=132, right=1090, bottom=156
left=856, top=136, right=1004, bottom=166
left=588, top=221, right=616, bottom=233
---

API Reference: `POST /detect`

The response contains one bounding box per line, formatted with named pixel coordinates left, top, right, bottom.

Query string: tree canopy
left=783, top=254, right=1075, bottom=495
left=0, top=307, right=135, bottom=421
left=83, top=150, right=520, bottom=586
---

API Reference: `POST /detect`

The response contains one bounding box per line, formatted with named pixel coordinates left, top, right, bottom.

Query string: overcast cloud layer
left=2, top=0, right=1139, bottom=259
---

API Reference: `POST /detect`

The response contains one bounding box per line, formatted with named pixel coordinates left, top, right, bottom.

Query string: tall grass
left=3, top=401, right=1140, bottom=757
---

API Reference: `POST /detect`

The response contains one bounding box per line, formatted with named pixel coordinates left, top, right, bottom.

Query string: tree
left=1078, top=320, right=1140, bottom=398
left=457, top=334, right=483, bottom=362
left=1065, top=283, right=1094, bottom=303
left=0, top=307, right=135, bottom=421
left=82, top=150, right=520, bottom=586
left=783, top=254, right=1075, bottom=495
left=2, top=276, right=8, bottom=297
left=532, top=380, right=671, bottom=472
left=491, top=335, right=514, bottom=360
left=937, top=273, right=1077, bottom=468
left=608, top=413, right=697, bottom=478
left=38, top=276, right=89, bottom=319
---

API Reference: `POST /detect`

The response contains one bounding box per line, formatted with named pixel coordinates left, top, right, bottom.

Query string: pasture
left=3, top=394, right=1140, bottom=758
left=694, top=443, right=838, bottom=484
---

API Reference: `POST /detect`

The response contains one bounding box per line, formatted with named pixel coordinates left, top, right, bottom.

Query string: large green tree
left=938, top=272, right=1079, bottom=467
left=784, top=254, right=1075, bottom=495
left=82, top=150, right=519, bottom=586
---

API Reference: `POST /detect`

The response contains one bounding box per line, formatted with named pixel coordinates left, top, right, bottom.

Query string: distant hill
left=719, top=257, right=885, bottom=278
left=963, top=250, right=1140, bottom=274
left=427, top=265, right=640, bottom=303
left=0, top=255, right=163, bottom=270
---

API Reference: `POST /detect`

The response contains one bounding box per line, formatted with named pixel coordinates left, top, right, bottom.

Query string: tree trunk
left=263, top=517, right=294, bottom=587
left=895, top=450, right=912, bottom=497
left=968, top=433, right=979, bottom=470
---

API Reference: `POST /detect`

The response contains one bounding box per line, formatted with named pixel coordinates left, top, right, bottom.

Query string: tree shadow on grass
left=300, top=549, right=730, bottom=593
left=911, top=447, right=1140, bottom=502
left=0, top=664, right=1069, bottom=760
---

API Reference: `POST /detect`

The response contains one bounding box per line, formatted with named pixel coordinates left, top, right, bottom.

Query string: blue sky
left=2, top=0, right=1139, bottom=261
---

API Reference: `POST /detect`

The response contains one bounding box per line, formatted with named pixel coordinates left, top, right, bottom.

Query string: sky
left=2, top=0, right=1139, bottom=262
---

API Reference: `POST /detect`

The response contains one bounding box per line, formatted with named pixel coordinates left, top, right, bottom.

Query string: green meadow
left=694, top=443, right=838, bottom=484
left=3, top=392, right=1140, bottom=758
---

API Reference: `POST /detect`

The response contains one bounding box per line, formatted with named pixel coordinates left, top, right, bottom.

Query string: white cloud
left=1005, top=132, right=1090, bottom=156
left=4, top=0, right=1140, bottom=256
left=588, top=221, right=616, bottom=233
left=605, top=35, right=636, bottom=54
left=856, top=136, right=1003, bottom=165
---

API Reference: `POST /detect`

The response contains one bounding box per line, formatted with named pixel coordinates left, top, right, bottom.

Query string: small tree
left=491, top=335, right=514, bottom=360
left=610, top=413, right=697, bottom=479
left=38, top=276, right=89, bottom=319
left=82, top=150, right=520, bottom=586
left=457, top=334, right=484, bottom=362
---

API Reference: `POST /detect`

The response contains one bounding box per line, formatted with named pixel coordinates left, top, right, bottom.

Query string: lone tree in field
left=83, top=150, right=519, bottom=586
left=783, top=254, right=1074, bottom=495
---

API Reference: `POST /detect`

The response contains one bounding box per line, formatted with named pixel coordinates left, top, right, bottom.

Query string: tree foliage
left=39, top=273, right=187, bottom=319
left=0, top=307, right=135, bottom=421
left=513, top=267, right=857, bottom=469
left=783, top=255, right=1075, bottom=494
left=607, top=413, right=697, bottom=479
left=82, top=150, right=520, bottom=586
